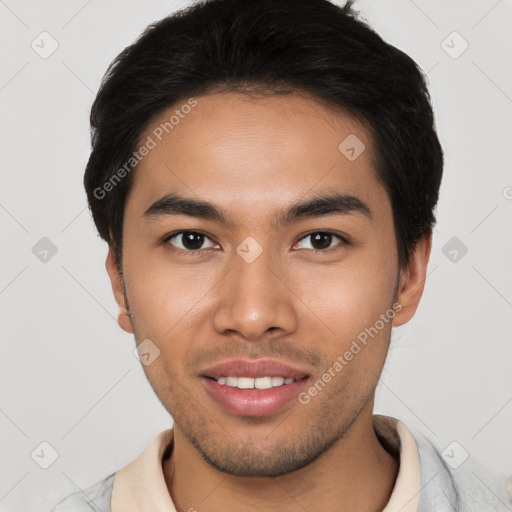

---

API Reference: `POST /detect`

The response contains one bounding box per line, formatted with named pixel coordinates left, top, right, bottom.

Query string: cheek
left=299, top=265, right=395, bottom=404
left=294, top=256, right=397, bottom=337
left=124, top=249, right=218, bottom=334
left=290, top=251, right=398, bottom=389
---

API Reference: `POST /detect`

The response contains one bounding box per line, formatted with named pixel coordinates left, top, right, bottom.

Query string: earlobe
left=105, top=247, right=134, bottom=334
left=393, top=232, right=432, bottom=327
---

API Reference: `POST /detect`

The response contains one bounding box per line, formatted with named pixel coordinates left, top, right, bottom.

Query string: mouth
left=207, top=375, right=306, bottom=389
left=199, top=358, right=312, bottom=417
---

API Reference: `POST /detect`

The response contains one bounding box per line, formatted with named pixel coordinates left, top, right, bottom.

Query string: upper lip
left=200, top=358, right=311, bottom=380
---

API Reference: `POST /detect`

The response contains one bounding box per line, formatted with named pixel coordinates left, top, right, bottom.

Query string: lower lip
left=201, top=377, right=310, bottom=417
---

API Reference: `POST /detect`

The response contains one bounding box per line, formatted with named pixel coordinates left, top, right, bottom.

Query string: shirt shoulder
left=49, top=473, right=115, bottom=512
left=412, top=428, right=512, bottom=512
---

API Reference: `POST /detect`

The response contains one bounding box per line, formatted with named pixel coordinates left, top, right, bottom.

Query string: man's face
left=110, top=92, right=407, bottom=476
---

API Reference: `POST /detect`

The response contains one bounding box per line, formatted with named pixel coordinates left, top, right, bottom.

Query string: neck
left=163, top=406, right=399, bottom=512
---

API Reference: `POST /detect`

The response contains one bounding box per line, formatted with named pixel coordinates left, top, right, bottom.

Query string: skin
left=106, top=91, right=431, bottom=512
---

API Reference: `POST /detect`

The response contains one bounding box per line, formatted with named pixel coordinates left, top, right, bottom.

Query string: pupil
left=311, top=233, right=331, bottom=250
left=183, top=233, right=204, bottom=250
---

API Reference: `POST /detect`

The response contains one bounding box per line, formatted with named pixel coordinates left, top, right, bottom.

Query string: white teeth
left=271, top=376, right=285, bottom=386
left=255, top=377, right=272, bottom=389
left=215, top=376, right=296, bottom=389
left=237, top=377, right=254, bottom=389
left=226, top=376, right=238, bottom=387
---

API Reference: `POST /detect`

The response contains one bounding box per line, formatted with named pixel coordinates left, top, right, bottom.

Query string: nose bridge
left=235, top=242, right=278, bottom=298
left=213, top=240, right=297, bottom=340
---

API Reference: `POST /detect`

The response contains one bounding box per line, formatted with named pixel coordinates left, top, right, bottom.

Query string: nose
left=212, top=244, right=298, bottom=342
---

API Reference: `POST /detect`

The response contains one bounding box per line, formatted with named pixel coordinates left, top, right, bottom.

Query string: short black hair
left=84, top=0, right=443, bottom=273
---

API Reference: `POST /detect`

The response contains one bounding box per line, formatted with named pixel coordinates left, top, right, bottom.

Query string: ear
left=393, top=232, right=432, bottom=327
left=105, top=246, right=134, bottom=334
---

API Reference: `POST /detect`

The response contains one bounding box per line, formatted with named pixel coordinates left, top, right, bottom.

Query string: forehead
left=125, top=91, right=387, bottom=222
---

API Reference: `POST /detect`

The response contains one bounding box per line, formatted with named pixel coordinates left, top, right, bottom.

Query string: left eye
left=294, top=232, right=346, bottom=251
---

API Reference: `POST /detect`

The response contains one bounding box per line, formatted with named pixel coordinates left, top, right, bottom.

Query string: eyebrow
left=143, top=192, right=373, bottom=227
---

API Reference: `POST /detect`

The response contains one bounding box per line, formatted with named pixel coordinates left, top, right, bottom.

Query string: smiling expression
left=106, top=91, right=417, bottom=476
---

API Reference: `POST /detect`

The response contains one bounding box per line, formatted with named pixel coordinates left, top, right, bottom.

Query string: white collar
left=111, top=414, right=421, bottom=512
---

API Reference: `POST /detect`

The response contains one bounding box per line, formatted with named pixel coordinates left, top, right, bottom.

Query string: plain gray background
left=1, top=1, right=511, bottom=511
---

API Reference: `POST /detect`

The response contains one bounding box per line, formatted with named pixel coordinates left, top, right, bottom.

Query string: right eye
left=162, top=231, right=220, bottom=253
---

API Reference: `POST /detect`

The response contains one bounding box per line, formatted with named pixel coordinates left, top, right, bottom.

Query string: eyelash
left=162, top=230, right=350, bottom=254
